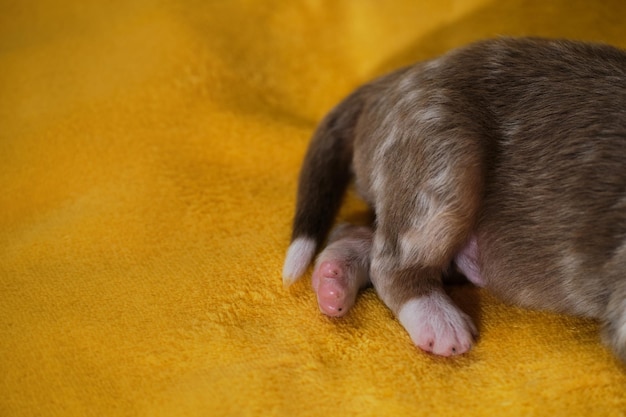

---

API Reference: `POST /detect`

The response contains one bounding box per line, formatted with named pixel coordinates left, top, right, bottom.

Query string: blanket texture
left=1, top=1, right=625, bottom=416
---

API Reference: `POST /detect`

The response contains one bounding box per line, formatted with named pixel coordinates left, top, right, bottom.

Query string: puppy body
left=283, top=38, right=626, bottom=360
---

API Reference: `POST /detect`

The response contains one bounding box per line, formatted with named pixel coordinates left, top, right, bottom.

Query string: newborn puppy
left=283, top=37, right=626, bottom=360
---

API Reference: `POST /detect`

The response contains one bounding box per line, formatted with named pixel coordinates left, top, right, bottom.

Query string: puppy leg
left=312, top=224, right=373, bottom=317
left=372, top=259, right=478, bottom=356
left=371, top=200, right=480, bottom=356
left=367, top=136, right=483, bottom=356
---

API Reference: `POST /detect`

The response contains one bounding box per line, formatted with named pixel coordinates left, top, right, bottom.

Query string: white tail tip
left=282, top=237, right=316, bottom=287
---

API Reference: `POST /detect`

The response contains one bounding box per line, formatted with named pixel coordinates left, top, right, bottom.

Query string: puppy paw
left=397, top=293, right=477, bottom=356
left=312, top=260, right=358, bottom=317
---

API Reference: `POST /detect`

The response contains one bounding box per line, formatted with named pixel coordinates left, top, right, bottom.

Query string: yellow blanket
left=2, top=1, right=625, bottom=415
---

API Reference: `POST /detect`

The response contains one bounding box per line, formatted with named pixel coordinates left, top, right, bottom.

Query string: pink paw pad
left=312, top=260, right=357, bottom=317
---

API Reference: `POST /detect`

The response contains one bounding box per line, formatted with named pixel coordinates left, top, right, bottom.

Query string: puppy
left=283, top=37, right=626, bottom=360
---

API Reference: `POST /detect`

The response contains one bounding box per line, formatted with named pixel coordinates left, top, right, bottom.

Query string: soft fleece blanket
left=1, top=1, right=625, bottom=416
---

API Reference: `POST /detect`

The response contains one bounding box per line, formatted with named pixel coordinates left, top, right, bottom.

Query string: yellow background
left=1, top=1, right=625, bottom=415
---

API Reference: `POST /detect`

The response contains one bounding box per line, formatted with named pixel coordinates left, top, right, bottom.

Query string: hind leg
left=370, top=196, right=481, bottom=356
left=371, top=240, right=478, bottom=356
left=312, top=224, right=373, bottom=317
left=366, top=127, right=484, bottom=356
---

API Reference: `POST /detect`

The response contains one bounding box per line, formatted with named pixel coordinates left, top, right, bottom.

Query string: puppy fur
left=283, top=37, right=626, bottom=360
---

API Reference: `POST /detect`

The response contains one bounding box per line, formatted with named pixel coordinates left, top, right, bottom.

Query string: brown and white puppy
left=283, top=37, right=626, bottom=360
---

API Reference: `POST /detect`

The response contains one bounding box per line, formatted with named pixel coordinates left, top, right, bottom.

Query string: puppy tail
left=282, top=88, right=366, bottom=287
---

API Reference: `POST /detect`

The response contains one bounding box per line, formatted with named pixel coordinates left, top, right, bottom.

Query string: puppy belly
left=454, top=235, right=485, bottom=287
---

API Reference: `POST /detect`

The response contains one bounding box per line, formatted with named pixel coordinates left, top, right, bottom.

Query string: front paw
left=397, top=292, right=477, bottom=356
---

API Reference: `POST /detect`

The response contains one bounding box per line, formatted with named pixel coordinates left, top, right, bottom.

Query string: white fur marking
left=398, top=72, right=416, bottom=93
left=399, top=229, right=422, bottom=266
left=282, top=237, right=316, bottom=287
left=426, top=161, right=455, bottom=193
left=423, top=57, right=442, bottom=72
left=371, top=124, right=401, bottom=201
left=397, top=293, right=476, bottom=356
left=414, top=106, right=443, bottom=125
left=371, top=169, right=387, bottom=196
left=396, top=192, right=442, bottom=266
